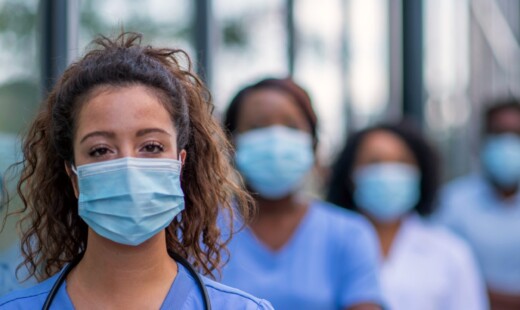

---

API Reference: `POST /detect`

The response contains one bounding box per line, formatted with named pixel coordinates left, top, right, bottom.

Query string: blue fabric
left=0, top=263, right=273, bottom=309
left=0, top=134, right=29, bottom=296
left=0, top=243, right=35, bottom=297
left=220, top=200, right=384, bottom=309
left=437, top=174, right=520, bottom=294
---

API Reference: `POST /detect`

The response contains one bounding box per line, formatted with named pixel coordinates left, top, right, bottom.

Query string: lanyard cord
left=42, top=252, right=211, bottom=310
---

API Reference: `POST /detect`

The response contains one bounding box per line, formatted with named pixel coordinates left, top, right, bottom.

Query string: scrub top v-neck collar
left=242, top=203, right=316, bottom=261
left=383, top=214, right=418, bottom=262
left=57, top=263, right=194, bottom=309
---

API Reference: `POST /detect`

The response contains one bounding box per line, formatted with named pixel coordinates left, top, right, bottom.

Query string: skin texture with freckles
left=65, top=85, right=185, bottom=310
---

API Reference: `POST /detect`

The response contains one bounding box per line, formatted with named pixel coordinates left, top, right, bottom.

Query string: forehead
left=238, top=88, right=306, bottom=122
left=358, top=130, right=413, bottom=157
left=240, top=88, right=300, bottom=115
left=487, top=107, right=520, bottom=133
left=75, top=85, right=173, bottom=133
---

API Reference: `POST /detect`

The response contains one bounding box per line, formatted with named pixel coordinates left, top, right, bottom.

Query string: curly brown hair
left=11, top=32, right=254, bottom=281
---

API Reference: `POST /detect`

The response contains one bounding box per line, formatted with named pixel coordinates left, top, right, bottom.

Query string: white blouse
left=380, top=215, right=489, bottom=310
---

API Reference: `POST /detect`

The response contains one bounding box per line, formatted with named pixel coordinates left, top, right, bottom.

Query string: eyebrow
left=80, top=131, right=116, bottom=144
left=136, top=128, right=172, bottom=137
left=79, top=128, right=171, bottom=144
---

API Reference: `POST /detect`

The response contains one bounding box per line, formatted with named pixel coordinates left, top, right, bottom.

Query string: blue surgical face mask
left=235, top=125, right=314, bottom=199
left=481, top=133, right=520, bottom=188
left=73, top=157, right=185, bottom=246
left=353, top=163, right=420, bottom=223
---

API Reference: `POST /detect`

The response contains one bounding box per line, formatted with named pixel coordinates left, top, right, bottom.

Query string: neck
left=68, top=230, right=177, bottom=304
left=249, top=194, right=310, bottom=251
left=255, top=194, right=306, bottom=218
left=493, top=184, right=518, bottom=200
left=369, top=217, right=402, bottom=258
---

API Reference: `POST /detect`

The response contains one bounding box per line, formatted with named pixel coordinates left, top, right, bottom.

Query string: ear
left=64, top=162, right=79, bottom=199
left=179, top=149, right=187, bottom=166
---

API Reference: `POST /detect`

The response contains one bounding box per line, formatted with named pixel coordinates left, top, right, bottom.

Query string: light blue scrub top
left=437, top=174, right=520, bottom=294
left=0, top=134, right=29, bottom=296
left=0, top=263, right=273, bottom=309
left=0, top=244, right=35, bottom=296
left=220, top=200, right=384, bottom=310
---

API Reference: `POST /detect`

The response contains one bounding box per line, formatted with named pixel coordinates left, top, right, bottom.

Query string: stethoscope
left=42, top=252, right=211, bottom=310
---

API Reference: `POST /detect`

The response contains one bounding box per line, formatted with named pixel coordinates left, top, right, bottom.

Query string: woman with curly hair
left=0, top=32, right=272, bottom=309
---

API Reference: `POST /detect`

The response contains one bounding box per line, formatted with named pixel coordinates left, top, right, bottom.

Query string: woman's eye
left=141, top=142, right=165, bottom=154
left=89, top=147, right=111, bottom=157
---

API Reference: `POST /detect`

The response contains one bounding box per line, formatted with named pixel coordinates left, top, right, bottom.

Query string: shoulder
left=312, top=200, right=374, bottom=230
left=178, top=265, right=272, bottom=310
left=202, top=278, right=273, bottom=309
left=411, top=217, right=475, bottom=261
left=0, top=274, right=58, bottom=309
left=440, top=174, right=485, bottom=200
left=437, top=174, right=489, bottom=220
left=310, top=200, right=380, bottom=259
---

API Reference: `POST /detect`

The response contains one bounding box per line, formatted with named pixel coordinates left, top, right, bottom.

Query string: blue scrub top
left=0, top=263, right=273, bottom=309
left=220, top=200, right=384, bottom=310
left=0, top=243, right=35, bottom=296
left=437, top=173, right=520, bottom=294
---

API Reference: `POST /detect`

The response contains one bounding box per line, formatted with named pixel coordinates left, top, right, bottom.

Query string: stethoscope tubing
left=42, top=252, right=211, bottom=310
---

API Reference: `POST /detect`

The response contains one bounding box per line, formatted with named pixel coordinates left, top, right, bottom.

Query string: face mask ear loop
left=70, top=162, right=78, bottom=175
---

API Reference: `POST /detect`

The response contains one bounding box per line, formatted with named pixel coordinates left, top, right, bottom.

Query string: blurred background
left=0, top=0, right=519, bottom=180
left=1, top=0, right=520, bottom=303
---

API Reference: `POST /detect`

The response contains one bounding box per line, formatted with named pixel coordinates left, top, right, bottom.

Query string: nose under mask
left=481, top=134, right=520, bottom=188
left=235, top=125, right=314, bottom=200
left=353, top=162, right=421, bottom=223
left=73, top=157, right=185, bottom=246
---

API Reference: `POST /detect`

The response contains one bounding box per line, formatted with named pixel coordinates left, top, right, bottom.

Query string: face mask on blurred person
left=481, top=133, right=520, bottom=188
left=73, top=157, right=185, bottom=246
left=353, top=163, right=420, bottom=223
left=235, top=125, right=314, bottom=199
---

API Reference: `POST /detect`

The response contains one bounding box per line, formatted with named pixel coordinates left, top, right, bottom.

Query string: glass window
left=0, top=0, right=39, bottom=295
left=347, top=0, right=389, bottom=128
left=0, top=0, right=40, bottom=135
left=79, top=0, right=193, bottom=60
left=212, top=0, right=288, bottom=111
left=294, top=0, right=347, bottom=160
left=424, top=0, right=471, bottom=178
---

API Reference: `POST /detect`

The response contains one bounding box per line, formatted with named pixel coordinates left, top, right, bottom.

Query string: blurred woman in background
left=327, top=122, right=489, bottom=310
left=219, top=77, right=384, bottom=310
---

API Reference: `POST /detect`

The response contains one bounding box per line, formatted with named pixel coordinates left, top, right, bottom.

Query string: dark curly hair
left=326, top=122, right=440, bottom=217
left=7, top=32, right=254, bottom=281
